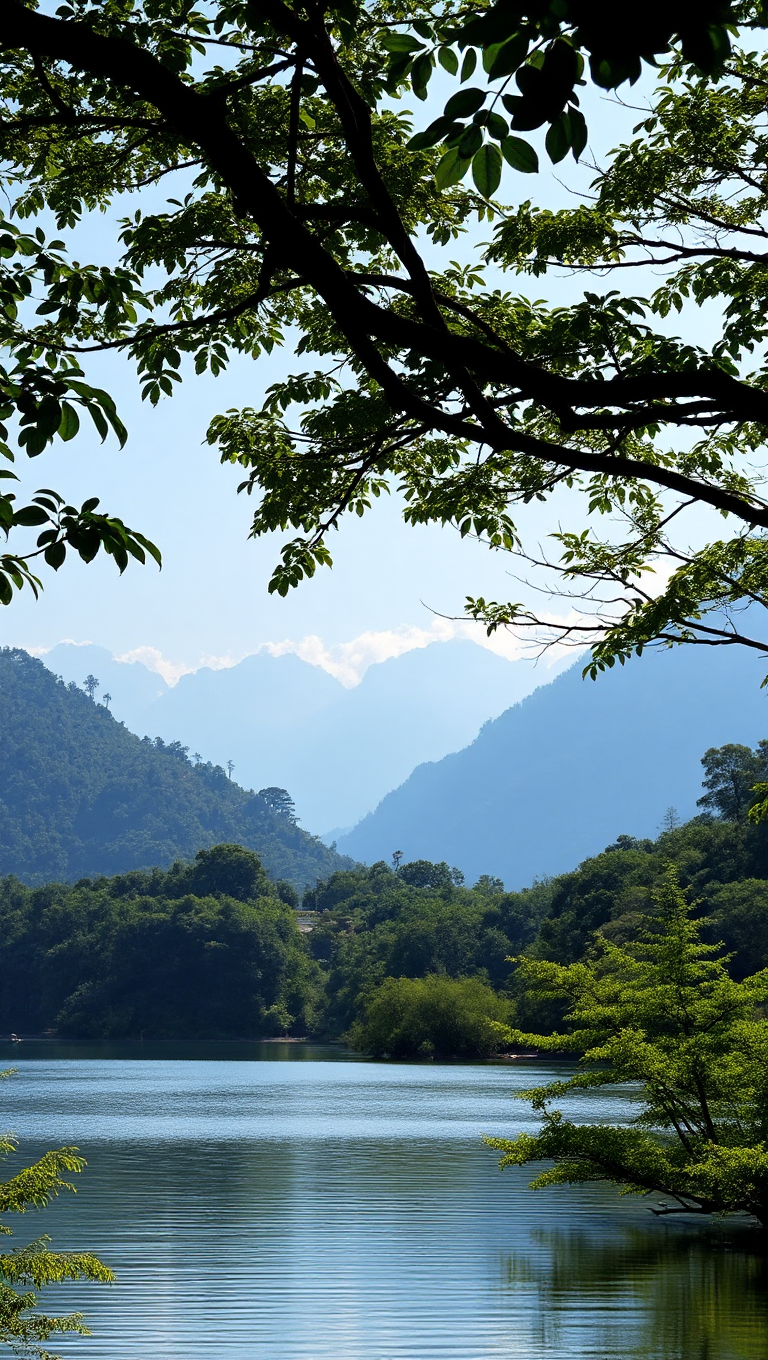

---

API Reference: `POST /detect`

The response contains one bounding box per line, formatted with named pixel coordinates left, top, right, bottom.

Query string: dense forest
left=0, top=648, right=352, bottom=890
left=3, top=741, right=768, bottom=1050
left=0, top=844, right=321, bottom=1038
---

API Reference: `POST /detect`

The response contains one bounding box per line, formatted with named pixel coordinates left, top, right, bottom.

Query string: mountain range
left=0, top=648, right=352, bottom=889
left=34, top=635, right=768, bottom=893
left=338, top=642, right=768, bottom=887
left=42, top=640, right=556, bottom=832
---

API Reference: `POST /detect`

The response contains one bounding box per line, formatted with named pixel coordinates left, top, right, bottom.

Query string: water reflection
left=2, top=1048, right=765, bottom=1360
left=501, top=1218, right=768, bottom=1360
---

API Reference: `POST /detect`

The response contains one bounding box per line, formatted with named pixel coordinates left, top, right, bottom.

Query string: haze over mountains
left=42, top=640, right=554, bottom=832
left=338, top=643, right=768, bottom=887
left=34, top=636, right=768, bottom=894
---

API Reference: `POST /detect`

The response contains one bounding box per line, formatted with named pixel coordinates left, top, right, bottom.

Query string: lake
left=0, top=1042, right=766, bottom=1360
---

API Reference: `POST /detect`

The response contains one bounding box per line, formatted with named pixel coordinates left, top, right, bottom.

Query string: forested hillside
left=339, top=643, right=768, bottom=885
left=4, top=741, right=768, bottom=1048
left=0, top=844, right=320, bottom=1038
left=0, top=648, right=352, bottom=889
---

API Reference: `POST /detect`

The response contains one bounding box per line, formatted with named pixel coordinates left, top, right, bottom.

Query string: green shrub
left=347, top=974, right=513, bottom=1058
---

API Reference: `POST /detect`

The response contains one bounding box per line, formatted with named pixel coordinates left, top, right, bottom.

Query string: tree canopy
left=0, top=843, right=322, bottom=1037
left=0, top=214, right=159, bottom=603
left=699, top=741, right=768, bottom=822
left=2, top=3, right=768, bottom=668
left=3, top=740, right=768, bottom=1046
left=488, top=869, right=768, bottom=1226
left=347, top=973, right=513, bottom=1057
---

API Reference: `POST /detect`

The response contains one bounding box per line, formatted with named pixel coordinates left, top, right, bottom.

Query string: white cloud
left=261, top=621, right=456, bottom=686
left=32, top=613, right=584, bottom=688
left=114, top=645, right=193, bottom=687
left=27, top=637, right=94, bottom=656
left=261, top=615, right=581, bottom=685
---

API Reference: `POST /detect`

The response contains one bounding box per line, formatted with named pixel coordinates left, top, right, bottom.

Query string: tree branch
left=6, top=1, right=768, bottom=532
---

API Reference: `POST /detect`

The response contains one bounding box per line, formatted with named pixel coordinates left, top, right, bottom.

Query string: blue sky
left=5, top=340, right=587, bottom=679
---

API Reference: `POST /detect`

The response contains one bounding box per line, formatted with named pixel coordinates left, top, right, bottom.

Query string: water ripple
left=1, top=1045, right=764, bottom=1360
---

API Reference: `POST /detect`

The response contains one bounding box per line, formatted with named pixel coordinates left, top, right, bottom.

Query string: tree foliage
left=347, top=973, right=513, bottom=1057
left=488, top=869, right=768, bottom=1226
left=522, top=785, right=768, bottom=985
left=0, top=844, right=322, bottom=1037
left=0, top=216, right=159, bottom=604
left=303, top=798, right=768, bottom=1042
left=0, top=1073, right=113, bottom=1360
left=3, top=742, right=768, bottom=1047
left=1, top=3, right=768, bottom=665
left=698, top=742, right=767, bottom=822
left=258, top=787, right=297, bottom=822
left=304, top=856, right=549, bottom=1036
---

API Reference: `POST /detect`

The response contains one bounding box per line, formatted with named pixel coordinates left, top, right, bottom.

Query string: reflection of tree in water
left=500, top=1219, right=768, bottom=1360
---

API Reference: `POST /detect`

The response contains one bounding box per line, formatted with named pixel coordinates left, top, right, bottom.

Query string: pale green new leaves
left=487, top=871, right=768, bottom=1224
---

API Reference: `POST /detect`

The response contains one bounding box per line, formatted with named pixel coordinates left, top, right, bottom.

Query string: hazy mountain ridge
left=0, top=649, right=352, bottom=890
left=338, top=645, right=768, bottom=886
left=42, top=640, right=559, bottom=831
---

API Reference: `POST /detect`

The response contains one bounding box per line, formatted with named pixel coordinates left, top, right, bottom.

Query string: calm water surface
left=0, top=1041, right=765, bottom=1360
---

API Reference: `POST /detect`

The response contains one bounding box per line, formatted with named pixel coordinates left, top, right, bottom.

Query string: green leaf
left=58, top=402, right=80, bottom=442
left=546, top=113, right=571, bottom=164
left=382, top=33, right=423, bottom=53
left=437, top=46, right=459, bottom=75
left=14, top=505, right=49, bottom=526
left=71, top=528, right=100, bottom=563
left=385, top=52, right=414, bottom=86
left=411, top=52, right=434, bottom=98
left=407, top=116, right=458, bottom=151
left=132, top=531, right=162, bottom=568
left=443, top=122, right=469, bottom=148
left=486, top=111, right=509, bottom=141
left=435, top=147, right=472, bottom=189
left=568, top=106, right=588, bottom=159
left=460, top=49, right=477, bottom=83
left=459, top=125, right=484, bottom=159
left=35, top=396, right=62, bottom=438
left=88, top=405, right=109, bottom=440
left=444, top=87, right=486, bottom=120
left=472, top=143, right=502, bottom=198
left=484, top=32, right=529, bottom=79
left=44, top=539, right=66, bottom=569
left=501, top=136, right=539, bottom=173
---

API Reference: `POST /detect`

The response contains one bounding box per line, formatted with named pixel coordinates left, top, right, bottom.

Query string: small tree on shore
left=488, top=870, right=768, bottom=1225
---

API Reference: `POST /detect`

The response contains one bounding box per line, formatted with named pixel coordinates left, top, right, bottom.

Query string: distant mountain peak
left=338, top=645, right=768, bottom=886
left=37, top=638, right=555, bottom=833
